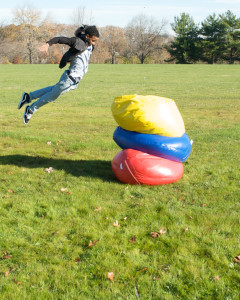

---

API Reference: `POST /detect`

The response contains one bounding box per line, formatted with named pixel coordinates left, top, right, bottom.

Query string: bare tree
left=0, top=23, right=31, bottom=63
left=72, top=6, right=95, bottom=26
left=12, top=4, right=41, bottom=25
left=100, top=26, right=127, bottom=64
left=90, top=39, right=110, bottom=64
left=125, top=14, right=168, bottom=64
left=11, top=4, right=56, bottom=64
left=12, top=4, right=42, bottom=64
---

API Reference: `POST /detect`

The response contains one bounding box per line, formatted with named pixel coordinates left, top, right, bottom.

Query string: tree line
left=167, top=10, right=240, bottom=64
left=0, top=6, right=239, bottom=65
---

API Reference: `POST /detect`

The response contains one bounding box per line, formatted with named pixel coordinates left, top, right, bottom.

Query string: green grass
left=0, top=63, right=240, bottom=299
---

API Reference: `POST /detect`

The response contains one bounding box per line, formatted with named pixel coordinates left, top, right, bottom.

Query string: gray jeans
left=29, top=70, right=78, bottom=114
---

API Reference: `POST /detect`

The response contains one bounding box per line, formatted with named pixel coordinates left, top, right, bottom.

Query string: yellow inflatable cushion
left=112, top=95, right=185, bottom=137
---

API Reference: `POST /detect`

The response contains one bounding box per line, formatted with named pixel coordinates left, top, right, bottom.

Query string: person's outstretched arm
left=39, top=37, right=77, bottom=54
left=47, top=36, right=77, bottom=47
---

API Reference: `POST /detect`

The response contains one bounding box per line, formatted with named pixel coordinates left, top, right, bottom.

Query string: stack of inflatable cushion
left=111, top=95, right=192, bottom=185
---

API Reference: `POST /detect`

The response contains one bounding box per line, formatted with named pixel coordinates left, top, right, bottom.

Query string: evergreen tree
left=200, top=13, right=226, bottom=64
left=165, top=13, right=200, bottom=63
left=219, top=10, right=240, bottom=64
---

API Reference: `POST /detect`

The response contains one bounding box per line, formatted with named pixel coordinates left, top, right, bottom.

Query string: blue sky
left=1, top=0, right=240, bottom=32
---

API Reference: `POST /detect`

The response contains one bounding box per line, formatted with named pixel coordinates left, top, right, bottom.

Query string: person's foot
left=23, top=106, right=33, bottom=125
left=18, top=92, right=30, bottom=109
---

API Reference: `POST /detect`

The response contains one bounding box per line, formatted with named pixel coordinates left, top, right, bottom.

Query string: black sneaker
left=18, top=92, right=30, bottom=109
left=23, top=105, right=33, bottom=125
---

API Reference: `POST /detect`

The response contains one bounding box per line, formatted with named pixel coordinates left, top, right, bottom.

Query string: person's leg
left=23, top=71, right=78, bottom=124
left=18, top=86, right=55, bottom=110
left=29, top=71, right=77, bottom=113
left=29, top=86, right=55, bottom=101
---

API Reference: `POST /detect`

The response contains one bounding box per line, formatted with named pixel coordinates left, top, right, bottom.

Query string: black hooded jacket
left=47, top=36, right=92, bottom=69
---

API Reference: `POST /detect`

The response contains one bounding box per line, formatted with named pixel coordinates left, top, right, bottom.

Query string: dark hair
left=85, top=26, right=100, bottom=37
left=75, top=25, right=100, bottom=38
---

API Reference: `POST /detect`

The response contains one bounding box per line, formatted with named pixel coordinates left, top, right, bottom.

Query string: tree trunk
left=112, top=53, right=115, bottom=64
left=229, top=48, right=234, bottom=64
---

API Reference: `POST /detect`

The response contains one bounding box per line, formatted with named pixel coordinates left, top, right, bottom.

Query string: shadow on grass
left=0, top=155, right=116, bottom=182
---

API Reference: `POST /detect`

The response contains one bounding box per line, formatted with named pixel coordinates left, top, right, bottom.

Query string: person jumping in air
left=18, top=25, right=100, bottom=124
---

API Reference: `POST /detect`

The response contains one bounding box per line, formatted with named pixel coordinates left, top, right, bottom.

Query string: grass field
left=0, top=63, right=240, bottom=299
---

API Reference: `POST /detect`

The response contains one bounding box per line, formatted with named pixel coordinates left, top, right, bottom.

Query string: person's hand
left=39, top=43, right=49, bottom=53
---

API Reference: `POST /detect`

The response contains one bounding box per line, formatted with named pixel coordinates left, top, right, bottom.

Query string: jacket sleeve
left=47, top=36, right=77, bottom=47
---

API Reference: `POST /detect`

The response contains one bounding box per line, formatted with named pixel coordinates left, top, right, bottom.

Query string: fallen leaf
left=8, top=190, right=14, bottom=193
left=88, top=240, right=99, bottom=247
left=4, top=270, right=10, bottom=277
left=44, top=167, right=54, bottom=173
left=1, top=179, right=6, bottom=182
left=12, top=279, right=22, bottom=285
left=159, top=227, right=166, bottom=235
left=75, top=258, right=81, bottom=263
left=60, top=188, right=68, bottom=192
left=113, top=220, right=120, bottom=227
left=213, top=275, right=220, bottom=281
left=107, top=272, right=114, bottom=282
left=151, top=228, right=166, bottom=238
left=94, top=207, right=102, bottom=212
left=130, top=235, right=137, bottom=243
left=8, top=172, right=13, bottom=175
left=138, top=267, right=148, bottom=272
left=41, top=212, right=47, bottom=218
left=52, top=231, right=59, bottom=236
left=162, top=265, right=170, bottom=271
left=151, top=232, right=160, bottom=238
left=3, top=253, right=12, bottom=260
left=202, top=203, right=207, bottom=207
left=67, top=191, right=71, bottom=195
left=234, top=255, right=240, bottom=263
